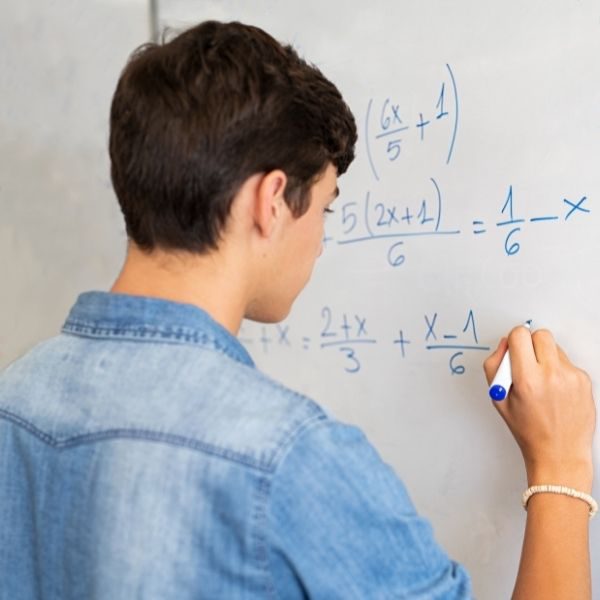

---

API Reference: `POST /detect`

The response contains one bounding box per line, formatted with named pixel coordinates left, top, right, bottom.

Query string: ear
left=253, top=170, right=288, bottom=238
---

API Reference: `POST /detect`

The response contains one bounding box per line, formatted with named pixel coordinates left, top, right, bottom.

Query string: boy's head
left=109, top=20, right=357, bottom=254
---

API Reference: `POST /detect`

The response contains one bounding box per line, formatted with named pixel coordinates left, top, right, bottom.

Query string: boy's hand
left=484, top=326, right=595, bottom=492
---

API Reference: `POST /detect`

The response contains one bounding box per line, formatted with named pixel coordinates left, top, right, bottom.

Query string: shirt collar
left=62, top=291, right=255, bottom=368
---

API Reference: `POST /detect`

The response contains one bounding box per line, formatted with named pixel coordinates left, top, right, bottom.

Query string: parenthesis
left=364, top=191, right=374, bottom=237
left=431, top=177, right=442, bottom=232
left=445, top=63, right=459, bottom=164
left=365, top=99, right=380, bottom=182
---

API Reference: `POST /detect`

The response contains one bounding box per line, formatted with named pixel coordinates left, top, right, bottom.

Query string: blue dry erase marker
left=489, top=320, right=532, bottom=401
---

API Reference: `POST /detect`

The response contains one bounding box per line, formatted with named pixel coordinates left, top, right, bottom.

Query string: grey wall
left=1, top=0, right=148, bottom=367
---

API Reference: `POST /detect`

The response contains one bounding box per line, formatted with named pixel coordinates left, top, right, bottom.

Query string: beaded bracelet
left=522, top=485, right=598, bottom=519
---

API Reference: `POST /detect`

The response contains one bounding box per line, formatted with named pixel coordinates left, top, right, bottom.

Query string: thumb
left=483, top=337, right=508, bottom=385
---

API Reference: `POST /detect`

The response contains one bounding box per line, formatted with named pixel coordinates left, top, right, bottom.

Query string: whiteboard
left=157, top=2, right=599, bottom=598
left=1, top=0, right=598, bottom=598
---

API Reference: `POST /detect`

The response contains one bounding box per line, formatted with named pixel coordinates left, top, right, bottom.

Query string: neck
left=110, top=243, right=250, bottom=335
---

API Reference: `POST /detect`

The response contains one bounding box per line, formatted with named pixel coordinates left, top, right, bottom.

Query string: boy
left=0, top=20, right=595, bottom=599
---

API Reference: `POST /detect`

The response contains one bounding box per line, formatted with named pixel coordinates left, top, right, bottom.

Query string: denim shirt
left=0, top=291, right=471, bottom=599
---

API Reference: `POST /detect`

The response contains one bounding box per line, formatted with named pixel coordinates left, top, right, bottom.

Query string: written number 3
left=339, top=346, right=360, bottom=373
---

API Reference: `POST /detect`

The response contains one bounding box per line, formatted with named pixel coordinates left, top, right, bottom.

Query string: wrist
left=525, top=460, right=593, bottom=494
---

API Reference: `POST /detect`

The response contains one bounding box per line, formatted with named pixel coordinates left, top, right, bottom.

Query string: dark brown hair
left=109, top=20, right=357, bottom=253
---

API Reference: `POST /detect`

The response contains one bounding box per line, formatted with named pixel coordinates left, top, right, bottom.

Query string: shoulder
left=191, top=357, right=332, bottom=471
left=269, top=417, right=415, bottom=510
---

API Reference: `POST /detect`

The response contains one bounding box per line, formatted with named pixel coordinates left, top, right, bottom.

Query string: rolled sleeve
left=267, top=420, right=471, bottom=599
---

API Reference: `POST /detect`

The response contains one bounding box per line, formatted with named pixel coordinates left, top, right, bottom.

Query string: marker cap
left=489, top=384, right=507, bottom=401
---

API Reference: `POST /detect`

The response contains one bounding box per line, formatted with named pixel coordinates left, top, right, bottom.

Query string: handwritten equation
left=350, top=64, right=593, bottom=267
left=365, top=63, right=459, bottom=180
left=326, top=181, right=591, bottom=267
left=240, top=307, right=489, bottom=375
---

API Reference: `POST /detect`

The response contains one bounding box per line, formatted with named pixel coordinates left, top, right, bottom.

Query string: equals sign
left=302, top=337, right=311, bottom=350
left=472, top=220, right=486, bottom=234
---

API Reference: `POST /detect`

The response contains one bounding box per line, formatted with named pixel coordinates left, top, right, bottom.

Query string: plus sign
left=393, top=330, right=411, bottom=358
left=260, top=327, right=272, bottom=354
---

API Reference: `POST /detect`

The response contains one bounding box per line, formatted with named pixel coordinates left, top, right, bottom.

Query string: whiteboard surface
left=159, top=2, right=599, bottom=598
left=2, top=1, right=599, bottom=598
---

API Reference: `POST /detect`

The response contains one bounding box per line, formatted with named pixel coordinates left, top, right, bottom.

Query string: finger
left=556, top=343, right=573, bottom=366
left=483, top=337, right=508, bottom=385
left=507, top=325, right=537, bottom=382
left=531, top=328, right=559, bottom=365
